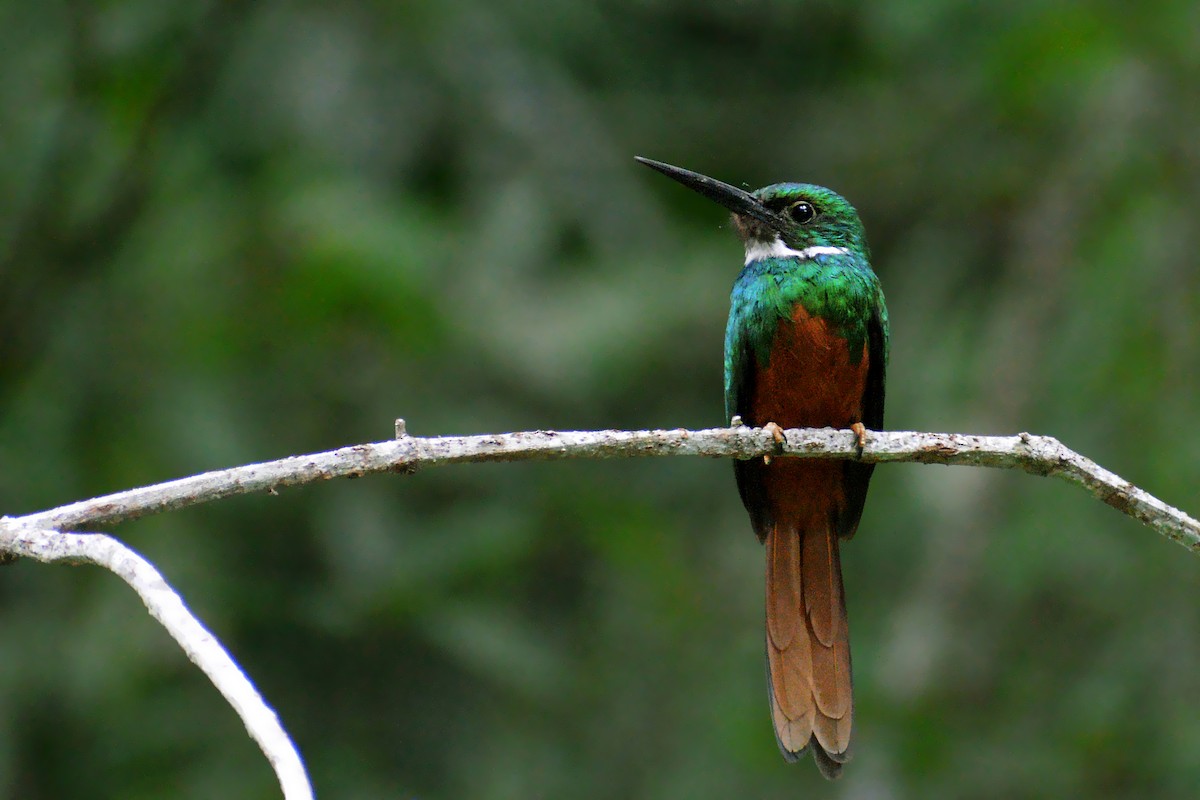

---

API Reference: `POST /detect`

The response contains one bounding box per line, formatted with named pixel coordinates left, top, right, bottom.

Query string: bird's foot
left=762, top=421, right=786, bottom=465
left=850, top=422, right=868, bottom=452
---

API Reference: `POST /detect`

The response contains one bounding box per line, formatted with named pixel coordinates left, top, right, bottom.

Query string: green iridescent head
left=635, top=157, right=867, bottom=257
left=739, top=183, right=866, bottom=254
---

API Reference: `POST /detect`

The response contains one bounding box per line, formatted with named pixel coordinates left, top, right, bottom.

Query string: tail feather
left=766, top=522, right=853, bottom=778
left=766, top=516, right=804, bottom=651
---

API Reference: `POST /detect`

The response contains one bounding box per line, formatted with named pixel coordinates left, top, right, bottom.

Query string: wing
left=726, top=308, right=774, bottom=541
left=837, top=297, right=888, bottom=539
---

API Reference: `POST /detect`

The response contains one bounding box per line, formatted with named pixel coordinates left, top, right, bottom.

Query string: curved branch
left=2, top=423, right=1196, bottom=799
left=8, top=424, right=1199, bottom=552
left=0, top=521, right=314, bottom=800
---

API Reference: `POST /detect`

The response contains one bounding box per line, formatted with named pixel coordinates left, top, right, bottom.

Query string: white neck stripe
left=743, top=239, right=849, bottom=266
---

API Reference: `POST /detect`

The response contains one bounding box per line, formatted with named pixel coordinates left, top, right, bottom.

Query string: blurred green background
left=2, top=1, right=1199, bottom=797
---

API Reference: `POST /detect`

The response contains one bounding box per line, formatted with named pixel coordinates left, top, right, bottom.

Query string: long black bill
left=634, top=156, right=783, bottom=231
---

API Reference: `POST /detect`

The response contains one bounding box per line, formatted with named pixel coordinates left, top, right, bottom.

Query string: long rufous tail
left=765, top=520, right=853, bottom=779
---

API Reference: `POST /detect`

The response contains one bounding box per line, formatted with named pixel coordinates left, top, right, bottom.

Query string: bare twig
left=8, top=425, right=1199, bottom=552
left=0, top=520, right=314, bottom=800
left=2, top=424, right=1195, bottom=800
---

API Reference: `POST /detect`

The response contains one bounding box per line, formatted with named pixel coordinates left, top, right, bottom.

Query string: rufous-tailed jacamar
left=637, top=157, right=888, bottom=779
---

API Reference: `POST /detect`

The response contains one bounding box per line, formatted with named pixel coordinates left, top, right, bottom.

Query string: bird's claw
left=762, top=422, right=786, bottom=464
left=850, top=422, right=868, bottom=452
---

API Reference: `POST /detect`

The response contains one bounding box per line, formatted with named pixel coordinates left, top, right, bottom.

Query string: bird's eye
left=788, top=201, right=817, bottom=224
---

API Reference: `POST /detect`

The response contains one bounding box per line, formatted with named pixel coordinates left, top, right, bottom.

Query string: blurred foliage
left=2, top=0, right=1199, bottom=797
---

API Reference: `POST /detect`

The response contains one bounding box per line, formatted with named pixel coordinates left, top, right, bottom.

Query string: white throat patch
left=743, top=238, right=849, bottom=266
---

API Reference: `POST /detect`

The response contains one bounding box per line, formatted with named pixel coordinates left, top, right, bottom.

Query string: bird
left=636, top=157, right=887, bottom=779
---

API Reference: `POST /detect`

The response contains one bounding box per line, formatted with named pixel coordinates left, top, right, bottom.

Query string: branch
left=0, top=520, right=314, bottom=800
left=3, top=425, right=1195, bottom=799
left=8, top=424, right=1199, bottom=552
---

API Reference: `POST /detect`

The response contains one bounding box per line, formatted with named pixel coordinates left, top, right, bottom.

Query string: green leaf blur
left=1, top=1, right=1198, bottom=797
